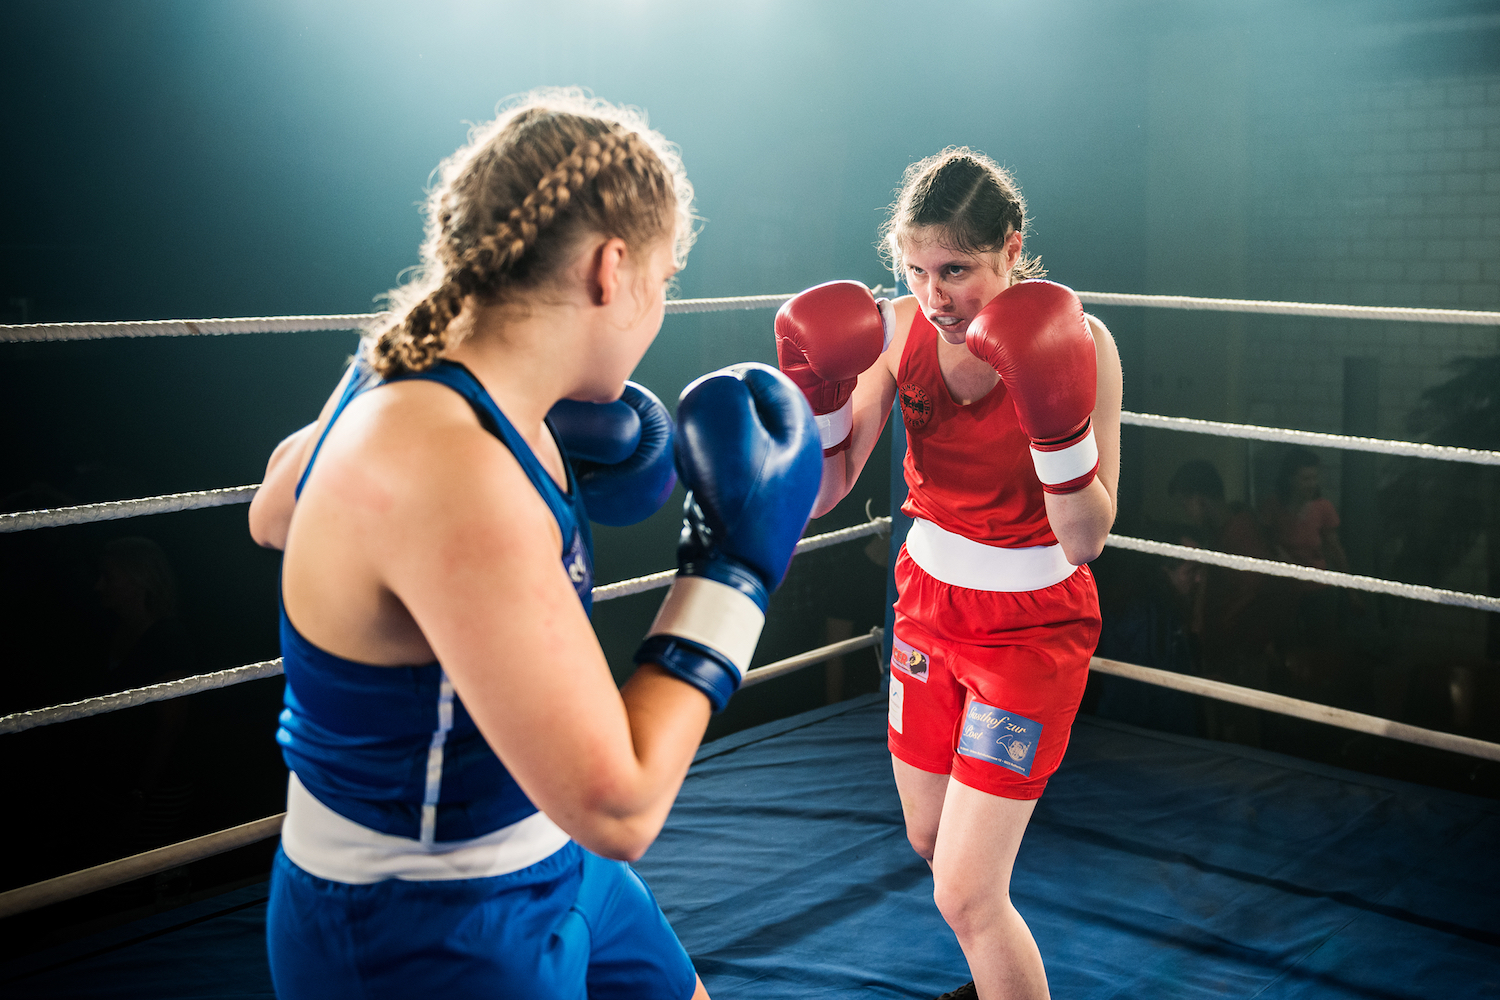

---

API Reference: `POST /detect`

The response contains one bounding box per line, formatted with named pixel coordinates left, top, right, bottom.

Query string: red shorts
left=887, top=545, right=1101, bottom=799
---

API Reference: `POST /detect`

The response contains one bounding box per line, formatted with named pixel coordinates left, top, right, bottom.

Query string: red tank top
left=896, top=309, right=1056, bottom=548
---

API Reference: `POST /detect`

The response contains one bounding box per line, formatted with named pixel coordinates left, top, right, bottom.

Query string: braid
left=465, top=131, right=644, bottom=286
left=372, top=278, right=467, bottom=376
left=370, top=126, right=661, bottom=378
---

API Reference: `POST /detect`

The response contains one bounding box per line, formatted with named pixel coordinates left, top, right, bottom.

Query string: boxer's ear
left=588, top=237, right=629, bottom=307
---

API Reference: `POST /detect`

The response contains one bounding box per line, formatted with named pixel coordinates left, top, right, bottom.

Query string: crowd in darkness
left=0, top=515, right=207, bottom=886
left=1087, top=446, right=1497, bottom=791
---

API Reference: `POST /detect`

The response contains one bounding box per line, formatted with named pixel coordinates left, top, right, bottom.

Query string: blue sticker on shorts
left=957, top=701, right=1042, bottom=776
left=891, top=635, right=929, bottom=682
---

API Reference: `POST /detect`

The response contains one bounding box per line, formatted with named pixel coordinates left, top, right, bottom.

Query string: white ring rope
left=1108, top=534, right=1500, bottom=613
left=586, top=517, right=892, bottom=602
left=1, top=314, right=381, bottom=343
left=664, top=293, right=795, bottom=314
left=4, top=289, right=1494, bottom=344
left=0, top=660, right=286, bottom=735
left=1087, top=656, right=1500, bottom=763
left=1121, top=411, right=1500, bottom=466
left=1075, top=291, right=1500, bottom=326
left=0, top=486, right=261, bottom=533
left=9, top=409, right=1497, bottom=535
left=0, top=292, right=882, bottom=345
left=0, top=518, right=895, bottom=735
left=0, top=814, right=287, bottom=921
left=739, top=628, right=884, bottom=690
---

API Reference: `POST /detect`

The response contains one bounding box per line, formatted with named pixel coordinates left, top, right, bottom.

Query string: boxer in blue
left=247, top=89, right=822, bottom=1000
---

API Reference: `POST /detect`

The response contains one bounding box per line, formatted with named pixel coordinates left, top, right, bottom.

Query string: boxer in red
left=775, top=148, right=1123, bottom=1000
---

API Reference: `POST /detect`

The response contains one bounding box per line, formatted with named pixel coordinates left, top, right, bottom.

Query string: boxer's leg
left=923, top=568, right=1100, bottom=1000
left=887, top=546, right=968, bottom=862
left=891, top=756, right=950, bottom=863
left=931, top=785, right=1046, bottom=1000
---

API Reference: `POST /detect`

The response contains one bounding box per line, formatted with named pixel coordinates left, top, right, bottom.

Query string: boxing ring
left=1, top=291, right=1498, bottom=997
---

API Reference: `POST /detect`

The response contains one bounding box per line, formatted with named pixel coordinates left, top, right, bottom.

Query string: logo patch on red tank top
left=898, top=382, right=931, bottom=431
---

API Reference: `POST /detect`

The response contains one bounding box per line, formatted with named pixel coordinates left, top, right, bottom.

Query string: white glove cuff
left=876, top=297, right=896, bottom=352
left=816, top=398, right=854, bottom=451
left=646, top=575, right=765, bottom=677
left=1030, top=425, right=1099, bottom=488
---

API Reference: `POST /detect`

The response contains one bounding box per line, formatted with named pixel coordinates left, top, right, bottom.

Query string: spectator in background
left=1167, top=459, right=1269, bottom=558
left=1166, top=459, right=1277, bottom=746
left=1167, top=459, right=1275, bottom=649
left=1091, top=530, right=1207, bottom=737
left=1260, top=447, right=1348, bottom=572
left=1258, top=447, right=1355, bottom=711
left=96, top=537, right=198, bottom=855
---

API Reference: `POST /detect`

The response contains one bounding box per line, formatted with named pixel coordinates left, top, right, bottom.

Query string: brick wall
left=1135, top=68, right=1500, bottom=513
left=1131, top=60, right=1500, bottom=669
left=1248, top=72, right=1500, bottom=443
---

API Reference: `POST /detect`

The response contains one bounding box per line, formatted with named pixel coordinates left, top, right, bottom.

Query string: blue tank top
left=276, top=360, right=594, bottom=844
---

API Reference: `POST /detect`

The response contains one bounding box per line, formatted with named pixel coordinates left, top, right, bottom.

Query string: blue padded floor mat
left=3, top=692, right=1497, bottom=998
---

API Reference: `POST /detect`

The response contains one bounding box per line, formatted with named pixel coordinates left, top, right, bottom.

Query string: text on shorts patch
left=957, top=700, right=1042, bottom=776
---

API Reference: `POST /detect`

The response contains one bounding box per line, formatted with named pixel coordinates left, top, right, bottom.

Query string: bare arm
left=810, top=296, right=911, bottom=518
left=1044, top=314, right=1123, bottom=565
left=390, top=435, right=709, bottom=860
left=248, top=423, right=318, bottom=550
left=248, top=361, right=358, bottom=550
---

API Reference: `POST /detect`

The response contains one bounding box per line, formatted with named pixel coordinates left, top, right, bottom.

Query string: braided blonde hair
left=367, top=89, right=695, bottom=377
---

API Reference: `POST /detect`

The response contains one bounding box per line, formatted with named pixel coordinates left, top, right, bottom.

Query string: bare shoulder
left=322, top=379, right=561, bottom=555
left=1084, top=312, right=1114, bottom=342
left=1082, top=313, right=1124, bottom=422
left=1085, top=313, right=1122, bottom=371
left=892, top=294, right=920, bottom=330
left=883, top=295, right=921, bottom=376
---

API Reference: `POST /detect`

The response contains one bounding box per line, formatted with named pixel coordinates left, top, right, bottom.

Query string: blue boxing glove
left=547, top=382, right=677, bottom=527
left=634, top=363, right=823, bottom=710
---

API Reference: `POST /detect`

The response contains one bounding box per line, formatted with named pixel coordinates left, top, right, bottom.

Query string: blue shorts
left=267, top=841, right=697, bottom=1000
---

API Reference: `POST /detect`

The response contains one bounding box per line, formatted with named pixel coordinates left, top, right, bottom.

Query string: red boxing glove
left=966, top=280, right=1099, bottom=494
left=775, top=280, right=893, bottom=455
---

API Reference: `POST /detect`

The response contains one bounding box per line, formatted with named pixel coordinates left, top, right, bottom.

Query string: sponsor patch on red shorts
left=957, top=701, right=1043, bottom=776
left=890, top=635, right=930, bottom=682
left=888, top=675, right=904, bottom=734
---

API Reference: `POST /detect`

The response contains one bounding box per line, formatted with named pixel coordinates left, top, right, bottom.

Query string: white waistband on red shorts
left=281, top=772, right=571, bottom=884
left=903, top=518, right=1077, bottom=592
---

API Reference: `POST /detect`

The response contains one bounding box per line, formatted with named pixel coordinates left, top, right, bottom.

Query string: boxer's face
left=1290, top=465, right=1320, bottom=502
left=901, top=227, right=1020, bottom=345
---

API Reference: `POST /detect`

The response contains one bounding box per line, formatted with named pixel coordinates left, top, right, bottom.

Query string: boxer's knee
left=932, top=871, right=1010, bottom=941
left=905, top=817, right=939, bottom=863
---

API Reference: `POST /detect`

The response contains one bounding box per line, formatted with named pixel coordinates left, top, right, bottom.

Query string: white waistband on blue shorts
left=280, top=772, right=572, bottom=884
left=903, top=518, right=1077, bottom=592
